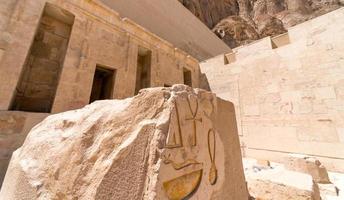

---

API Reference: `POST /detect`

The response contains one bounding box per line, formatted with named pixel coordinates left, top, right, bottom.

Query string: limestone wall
left=0, top=0, right=200, bottom=113
left=201, top=7, right=344, bottom=172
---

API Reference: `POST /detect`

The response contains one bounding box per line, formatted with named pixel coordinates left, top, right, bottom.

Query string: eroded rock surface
left=284, top=154, right=331, bottom=184
left=179, top=0, right=343, bottom=48
left=243, top=158, right=344, bottom=200
left=0, top=85, right=248, bottom=200
left=244, top=158, right=321, bottom=200
left=248, top=176, right=321, bottom=200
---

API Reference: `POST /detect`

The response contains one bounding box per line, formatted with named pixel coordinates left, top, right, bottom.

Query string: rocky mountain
left=179, top=0, right=343, bottom=48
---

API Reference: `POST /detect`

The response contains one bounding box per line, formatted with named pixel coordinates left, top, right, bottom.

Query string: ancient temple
left=0, top=0, right=344, bottom=199
left=0, top=0, right=207, bottom=187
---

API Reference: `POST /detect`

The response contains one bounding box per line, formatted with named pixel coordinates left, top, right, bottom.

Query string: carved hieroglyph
left=160, top=92, right=221, bottom=199
left=163, top=169, right=203, bottom=200
left=208, top=129, right=217, bottom=185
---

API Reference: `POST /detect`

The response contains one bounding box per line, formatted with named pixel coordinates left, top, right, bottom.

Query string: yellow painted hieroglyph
left=162, top=95, right=218, bottom=199
left=163, top=169, right=203, bottom=200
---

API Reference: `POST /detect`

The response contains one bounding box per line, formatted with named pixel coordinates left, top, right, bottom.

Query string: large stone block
left=284, top=154, right=331, bottom=184
left=337, top=128, right=344, bottom=143
left=244, top=158, right=321, bottom=200
left=280, top=90, right=302, bottom=102
left=243, top=105, right=260, bottom=116
left=296, top=125, right=339, bottom=143
left=314, top=87, right=337, bottom=100
left=0, top=85, right=248, bottom=200
left=247, top=173, right=320, bottom=200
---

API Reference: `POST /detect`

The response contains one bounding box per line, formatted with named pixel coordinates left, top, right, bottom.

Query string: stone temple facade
left=0, top=0, right=201, bottom=187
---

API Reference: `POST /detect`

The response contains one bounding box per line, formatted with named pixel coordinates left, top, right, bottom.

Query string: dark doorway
left=183, top=67, right=192, bottom=87
left=89, top=66, right=116, bottom=103
left=10, top=3, right=74, bottom=113
left=135, top=46, right=152, bottom=95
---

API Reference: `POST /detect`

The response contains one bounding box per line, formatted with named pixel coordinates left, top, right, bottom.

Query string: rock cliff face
left=179, top=0, right=343, bottom=48
left=0, top=85, right=248, bottom=200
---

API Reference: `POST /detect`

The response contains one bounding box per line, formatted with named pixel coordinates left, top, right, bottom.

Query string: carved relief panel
left=157, top=91, right=225, bottom=200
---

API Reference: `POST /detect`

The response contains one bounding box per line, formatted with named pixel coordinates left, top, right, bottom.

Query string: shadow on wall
left=200, top=73, right=211, bottom=91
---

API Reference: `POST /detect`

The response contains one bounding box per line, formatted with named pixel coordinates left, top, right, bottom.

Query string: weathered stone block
left=284, top=154, right=331, bottom=184
left=318, top=183, right=339, bottom=199
left=314, top=87, right=337, bottom=100
left=247, top=170, right=321, bottom=200
left=0, top=85, right=248, bottom=200
left=280, top=90, right=302, bottom=102
left=266, top=83, right=280, bottom=93
left=280, top=59, right=302, bottom=70
left=271, top=126, right=297, bottom=140
left=243, top=105, right=260, bottom=116
left=337, top=128, right=344, bottom=143
left=297, top=125, right=339, bottom=143
left=256, top=159, right=271, bottom=168
left=313, top=103, right=328, bottom=114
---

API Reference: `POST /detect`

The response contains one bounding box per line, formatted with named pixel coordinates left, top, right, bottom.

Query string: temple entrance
left=135, top=46, right=152, bottom=95
left=10, top=3, right=74, bottom=112
left=183, top=67, right=192, bottom=87
left=89, top=66, right=116, bottom=103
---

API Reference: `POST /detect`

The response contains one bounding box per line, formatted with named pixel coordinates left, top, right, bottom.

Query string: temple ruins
left=0, top=0, right=204, bottom=188
left=0, top=0, right=344, bottom=199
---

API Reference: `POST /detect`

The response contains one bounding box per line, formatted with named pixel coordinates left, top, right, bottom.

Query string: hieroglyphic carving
left=164, top=96, right=202, bottom=148
left=84, top=19, right=93, bottom=36
left=201, top=97, right=218, bottom=185
left=163, top=98, right=203, bottom=199
left=80, top=39, right=90, bottom=58
left=162, top=155, right=200, bottom=170
left=163, top=96, right=219, bottom=199
left=202, top=96, right=215, bottom=120
left=125, top=33, right=130, bottom=71
left=163, top=169, right=203, bottom=200
left=185, top=96, right=202, bottom=146
left=165, top=100, right=183, bottom=148
left=78, top=39, right=89, bottom=69
left=156, top=49, right=160, bottom=63
left=208, top=129, right=217, bottom=185
left=77, top=19, right=92, bottom=69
